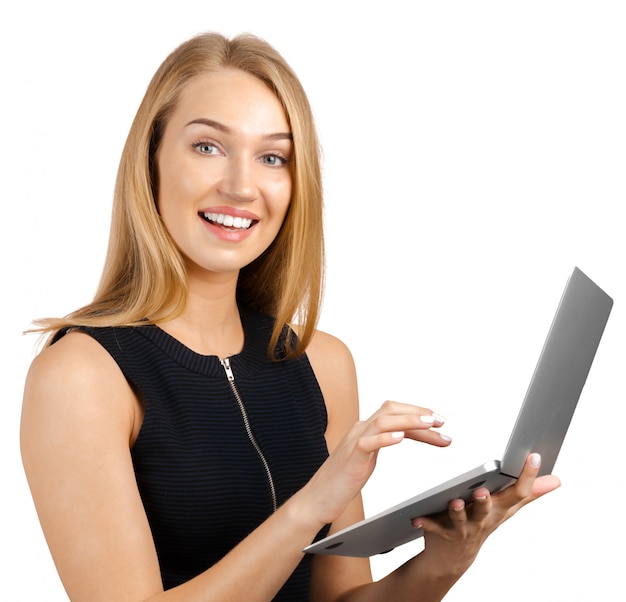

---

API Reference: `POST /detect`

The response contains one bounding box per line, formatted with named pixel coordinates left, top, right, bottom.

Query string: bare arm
left=20, top=333, right=329, bottom=601
left=22, top=329, right=555, bottom=601
left=20, top=331, right=446, bottom=601
left=304, top=331, right=561, bottom=602
left=21, top=333, right=164, bottom=600
left=305, top=331, right=453, bottom=601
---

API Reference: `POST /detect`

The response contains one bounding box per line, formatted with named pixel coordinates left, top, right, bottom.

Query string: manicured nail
left=439, top=433, right=452, bottom=442
left=530, top=453, right=541, bottom=468
left=433, top=413, right=447, bottom=424
left=421, top=414, right=435, bottom=424
left=391, top=431, right=405, bottom=440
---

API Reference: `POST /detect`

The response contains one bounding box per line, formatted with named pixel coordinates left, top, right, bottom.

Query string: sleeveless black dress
left=54, top=305, right=330, bottom=599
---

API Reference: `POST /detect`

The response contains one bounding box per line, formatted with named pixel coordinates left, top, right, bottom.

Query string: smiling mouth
left=200, top=212, right=256, bottom=230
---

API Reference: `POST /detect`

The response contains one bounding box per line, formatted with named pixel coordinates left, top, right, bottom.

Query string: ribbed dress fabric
left=54, top=305, right=330, bottom=600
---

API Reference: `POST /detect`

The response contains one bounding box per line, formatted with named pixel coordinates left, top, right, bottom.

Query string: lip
left=198, top=206, right=259, bottom=242
left=199, top=206, right=260, bottom=220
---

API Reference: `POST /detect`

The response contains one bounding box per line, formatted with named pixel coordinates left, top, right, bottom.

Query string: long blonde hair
left=34, top=32, right=324, bottom=358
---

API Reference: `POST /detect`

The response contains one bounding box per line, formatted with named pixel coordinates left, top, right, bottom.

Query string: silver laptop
left=304, top=267, right=613, bottom=557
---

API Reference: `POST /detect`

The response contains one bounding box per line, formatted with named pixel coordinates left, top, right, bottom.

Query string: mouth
left=199, top=211, right=256, bottom=230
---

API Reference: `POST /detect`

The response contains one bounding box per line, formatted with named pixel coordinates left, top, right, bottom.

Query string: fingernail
left=421, top=414, right=435, bottom=424
left=391, top=431, right=405, bottom=440
left=433, top=413, right=447, bottom=424
left=530, top=453, right=541, bottom=468
left=439, top=433, right=452, bottom=442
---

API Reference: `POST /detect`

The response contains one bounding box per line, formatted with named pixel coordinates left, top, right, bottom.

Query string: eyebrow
left=186, top=118, right=293, bottom=141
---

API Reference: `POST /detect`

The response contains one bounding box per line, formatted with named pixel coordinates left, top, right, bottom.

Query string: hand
left=299, top=400, right=451, bottom=528
left=412, top=453, right=561, bottom=579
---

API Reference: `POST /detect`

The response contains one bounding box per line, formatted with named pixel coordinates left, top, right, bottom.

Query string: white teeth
left=203, top=212, right=253, bottom=229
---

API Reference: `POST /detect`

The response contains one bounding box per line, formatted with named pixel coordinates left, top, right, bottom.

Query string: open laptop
left=304, top=267, right=613, bottom=557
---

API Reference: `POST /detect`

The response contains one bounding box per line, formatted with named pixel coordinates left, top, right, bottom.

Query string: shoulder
left=20, top=331, right=162, bottom=599
left=22, top=330, right=137, bottom=451
left=26, top=330, right=125, bottom=394
left=305, top=329, right=357, bottom=384
left=303, top=329, right=360, bottom=447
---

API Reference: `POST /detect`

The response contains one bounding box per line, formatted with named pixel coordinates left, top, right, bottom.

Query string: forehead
left=169, top=69, right=290, bottom=133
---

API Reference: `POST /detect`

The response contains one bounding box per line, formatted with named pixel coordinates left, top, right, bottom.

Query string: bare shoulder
left=305, top=327, right=355, bottom=359
left=304, top=330, right=357, bottom=393
left=26, top=330, right=120, bottom=388
left=303, top=329, right=360, bottom=448
left=21, top=330, right=137, bottom=456
left=21, top=331, right=162, bottom=599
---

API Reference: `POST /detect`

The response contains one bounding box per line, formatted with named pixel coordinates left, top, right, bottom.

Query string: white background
left=2, top=1, right=624, bottom=600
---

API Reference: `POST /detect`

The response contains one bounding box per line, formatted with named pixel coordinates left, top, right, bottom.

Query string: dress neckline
left=135, top=305, right=273, bottom=379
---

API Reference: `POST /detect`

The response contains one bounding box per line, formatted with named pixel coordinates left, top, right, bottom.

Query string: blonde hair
left=34, top=32, right=324, bottom=358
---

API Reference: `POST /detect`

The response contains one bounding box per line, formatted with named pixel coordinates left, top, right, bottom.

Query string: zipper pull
left=221, top=357, right=235, bottom=382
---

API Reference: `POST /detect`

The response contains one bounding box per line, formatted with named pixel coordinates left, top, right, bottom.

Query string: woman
left=20, top=32, right=560, bottom=601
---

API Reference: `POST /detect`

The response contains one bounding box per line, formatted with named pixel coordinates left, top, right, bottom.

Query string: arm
left=326, top=455, right=560, bottom=602
left=305, top=332, right=561, bottom=602
left=20, top=331, right=445, bottom=601
left=19, top=332, right=337, bottom=601
left=22, top=329, right=555, bottom=602
left=305, top=330, right=453, bottom=601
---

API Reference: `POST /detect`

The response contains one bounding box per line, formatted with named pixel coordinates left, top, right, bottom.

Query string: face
left=156, top=69, right=293, bottom=281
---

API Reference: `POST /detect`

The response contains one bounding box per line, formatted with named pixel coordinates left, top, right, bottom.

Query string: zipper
left=220, top=357, right=278, bottom=513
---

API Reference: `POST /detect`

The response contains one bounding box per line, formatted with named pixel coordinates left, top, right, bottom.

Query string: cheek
left=269, top=178, right=292, bottom=219
left=157, top=161, right=203, bottom=216
left=155, top=172, right=190, bottom=239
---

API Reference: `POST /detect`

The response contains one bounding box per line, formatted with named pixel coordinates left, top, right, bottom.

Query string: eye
left=261, top=153, right=288, bottom=167
left=193, top=141, right=220, bottom=155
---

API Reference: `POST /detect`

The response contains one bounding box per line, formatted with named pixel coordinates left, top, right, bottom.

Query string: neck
left=158, top=268, right=244, bottom=358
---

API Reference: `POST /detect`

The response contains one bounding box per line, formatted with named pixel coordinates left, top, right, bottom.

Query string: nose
left=218, top=155, right=258, bottom=203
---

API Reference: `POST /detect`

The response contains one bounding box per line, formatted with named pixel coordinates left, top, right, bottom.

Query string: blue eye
left=262, top=154, right=287, bottom=166
left=194, top=142, right=219, bottom=155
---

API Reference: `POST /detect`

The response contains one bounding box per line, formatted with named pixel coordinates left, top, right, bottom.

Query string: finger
left=405, top=427, right=452, bottom=447
left=417, top=412, right=447, bottom=428
left=515, top=453, right=543, bottom=498
left=448, top=498, right=468, bottom=528
left=371, top=401, right=447, bottom=428
left=357, top=402, right=452, bottom=451
left=530, top=474, right=561, bottom=498
left=373, top=400, right=438, bottom=417
left=517, top=454, right=561, bottom=499
left=494, top=453, right=560, bottom=509
left=362, top=411, right=451, bottom=445
left=414, top=498, right=467, bottom=535
left=469, top=488, right=492, bottom=521
left=355, top=430, right=407, bottom=454
left=365, top=412, right=436, bottom=435
left=403, top=410, right=451, bottom=447
left=377, top=419, right=452, bottom=448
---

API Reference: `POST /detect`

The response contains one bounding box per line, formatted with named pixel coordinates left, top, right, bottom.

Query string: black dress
left=54, top=305, right=330, bottom=600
